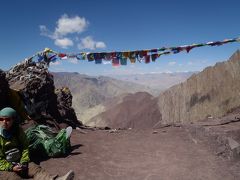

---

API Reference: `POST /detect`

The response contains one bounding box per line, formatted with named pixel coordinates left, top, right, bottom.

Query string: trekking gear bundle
left=25, top=125, right=71, bottom=157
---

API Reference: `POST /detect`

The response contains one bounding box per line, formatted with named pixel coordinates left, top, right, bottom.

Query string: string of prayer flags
left=112, top=57, right=120, bottom=67
left=30, top=36, right=240, bottom=67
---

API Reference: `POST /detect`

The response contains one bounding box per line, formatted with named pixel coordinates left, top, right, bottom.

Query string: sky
left=0, top=0, right=240, bottom=76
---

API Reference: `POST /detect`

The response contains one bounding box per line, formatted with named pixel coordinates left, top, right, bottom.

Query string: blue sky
left=0, top=0, right=240, bottom=76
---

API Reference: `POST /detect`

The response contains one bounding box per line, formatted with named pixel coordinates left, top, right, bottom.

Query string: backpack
left=25, top=125, right=71, bottom=157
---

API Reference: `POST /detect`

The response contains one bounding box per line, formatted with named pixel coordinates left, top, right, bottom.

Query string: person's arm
left=18, top=127, right=30, bottom=164
left=0, top=140, right=13, bottom=171
left=0, top=156, right=14, bottom=171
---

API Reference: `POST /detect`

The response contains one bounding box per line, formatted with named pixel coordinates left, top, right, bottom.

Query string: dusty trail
left=40, top=127, right=239, bottom=180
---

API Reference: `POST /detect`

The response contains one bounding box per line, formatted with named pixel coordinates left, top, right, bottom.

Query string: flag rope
left=28, top=36, right=240, bottom=66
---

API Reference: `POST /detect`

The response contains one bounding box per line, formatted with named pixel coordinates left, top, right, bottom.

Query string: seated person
left=0, top=107, right=74, bottom=180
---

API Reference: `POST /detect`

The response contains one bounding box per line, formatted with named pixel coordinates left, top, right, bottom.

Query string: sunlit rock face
left=5, top=59, right=80, bottom=128
left=157, top=50, right=240, bottom=124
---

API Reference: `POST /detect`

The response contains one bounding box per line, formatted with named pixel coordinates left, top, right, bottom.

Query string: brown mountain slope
left=53, top=72, right=193, bottom=125
left=53, top=73, right=155, bottom=123
left=86, top=50, right=240, bottom=129
left=158, top=50, right=240, bottom=124
left=77, top=93, right=128, bottom=125
left=87, top=92, right=162, bottom=129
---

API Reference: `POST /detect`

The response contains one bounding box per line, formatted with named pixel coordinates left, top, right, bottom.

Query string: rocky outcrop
left=55, top=87, right=81, bottom=127
left=53, top=72, right=156, bottom=123
left=157, top=50, right=240, bottom=124
left=5, top=59, right=80, bottom=128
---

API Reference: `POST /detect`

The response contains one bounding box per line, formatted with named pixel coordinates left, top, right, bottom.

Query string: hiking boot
left=55, top=170, right=74, bottom=180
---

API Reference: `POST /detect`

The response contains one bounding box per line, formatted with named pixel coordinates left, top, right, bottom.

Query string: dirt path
left=40, top=127, right=239, bottom=180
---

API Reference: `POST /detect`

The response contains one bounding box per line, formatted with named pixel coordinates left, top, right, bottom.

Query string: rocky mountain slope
left=52, top=71, right=192, bottom=125
left=53, top=72, right=156, bottom=123
left=87, top=50, right=240, bottom=129
left=87, top=92, right=161, bottom=129
left=158, top=50, right=240, bottom=124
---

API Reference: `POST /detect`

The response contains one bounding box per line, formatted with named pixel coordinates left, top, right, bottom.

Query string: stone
left=4, top=59, right=81, bottom=129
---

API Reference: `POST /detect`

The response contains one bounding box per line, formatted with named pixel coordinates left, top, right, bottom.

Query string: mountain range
left=53, top=71, right=193, bottom=125
left=112, top=72, right=195, bottom=91
left=94, top=50, right=240, bottom=128
left=53, top=50, right=240, bottom=128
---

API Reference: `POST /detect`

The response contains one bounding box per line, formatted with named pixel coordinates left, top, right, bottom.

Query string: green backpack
left=25, top=125, right=71, bottom=157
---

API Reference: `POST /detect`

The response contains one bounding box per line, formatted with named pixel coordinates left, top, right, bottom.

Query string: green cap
left=0, top=107, right=17, bottom=118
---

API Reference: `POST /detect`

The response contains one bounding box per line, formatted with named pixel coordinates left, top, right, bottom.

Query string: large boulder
left=5, top=59, right=80, bottom=128
left=55, top=87, right=82, bottom=128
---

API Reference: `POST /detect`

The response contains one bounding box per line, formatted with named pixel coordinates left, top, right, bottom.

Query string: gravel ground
left=39, top=126, right=240, bottom=180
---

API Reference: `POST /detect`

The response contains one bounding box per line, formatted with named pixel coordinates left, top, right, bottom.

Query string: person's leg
left=55, top=170, right=74, bottom=180
left=28, top=162, right=74, bottom=180
left=28, top=162, right=57, bottom=180
left=0, top=171, right=22, bottom=180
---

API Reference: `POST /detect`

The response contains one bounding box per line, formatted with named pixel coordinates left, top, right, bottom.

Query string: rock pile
left=2, top=59, right=81, bottom=129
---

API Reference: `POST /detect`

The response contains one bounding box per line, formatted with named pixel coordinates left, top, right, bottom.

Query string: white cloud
left=77, top=36, right=106, bottom=50
left=163, top=70, right=173, bottom=73
left=39, top=25, right=56, bottom=39
left=96, top=42, right=106, bottom=49
left=55, top=14, right=89, bottom=37
left=102, top=60, right=111, bottom=65
left=78, top=36, right=95, bottom=50
left=69, top=58, right=78, bottom=64
left=168, top=61, right=176, bottom=66
left=39, top=14, right=88, bottom=41
left=49, top=67, right=66, bottom=72
left=39, top=14, right=106, bottom=50
left=39, top=25, right=47, bottom=34
left=176, top=70, right=192, bottom=73
left=188, top=61, right=193, bottom=65
left=50, top=61, right=61, bottom=66
left=201, top=60, right=208, bottom=63
left=54, top=38, right=73, bottom=49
